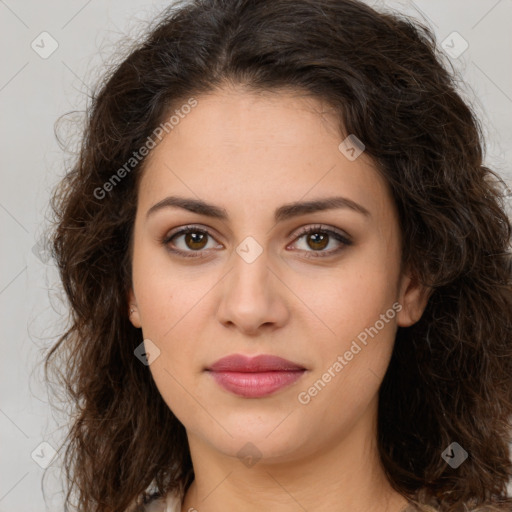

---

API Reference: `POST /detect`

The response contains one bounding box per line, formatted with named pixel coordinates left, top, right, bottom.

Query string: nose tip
left=215, top=250, right=290, bottom=335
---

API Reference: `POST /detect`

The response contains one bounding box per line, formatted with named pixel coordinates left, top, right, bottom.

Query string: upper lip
left=206, top=354, right=306, bottom=372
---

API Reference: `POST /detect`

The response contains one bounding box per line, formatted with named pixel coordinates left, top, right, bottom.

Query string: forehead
left=138, top=87, right=394, bottom=224
left=155, top=87, right=343, bottom=152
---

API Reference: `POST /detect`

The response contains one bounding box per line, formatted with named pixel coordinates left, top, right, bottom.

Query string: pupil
left=186, top=232, right=206, bottom=250
left=309, top=233, right=328, bottom=250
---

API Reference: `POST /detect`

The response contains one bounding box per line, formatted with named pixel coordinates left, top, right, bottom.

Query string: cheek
left=290, top=253, right=399, bottom=345
left=145, top=357, right=201, bottom=433
left=297, top=317, right=397, bottom=432
left=292, top=261, right=399, bottom=411
left=131, top=242, right=206, bottom=339
left=131, top=255, right=213, bottom=391
left=330, top=275, right=399, bottom=386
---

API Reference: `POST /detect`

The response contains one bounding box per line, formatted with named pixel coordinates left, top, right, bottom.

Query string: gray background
left=0, top=0, right=511, bottom=510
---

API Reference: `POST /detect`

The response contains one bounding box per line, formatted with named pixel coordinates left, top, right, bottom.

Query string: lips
left=205, top=354, right=307, bottom=398
left=207, top=354, right=306, bottom=372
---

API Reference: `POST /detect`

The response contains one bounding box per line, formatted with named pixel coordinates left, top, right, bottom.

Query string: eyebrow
left=146, top=195, right=371, bottom=222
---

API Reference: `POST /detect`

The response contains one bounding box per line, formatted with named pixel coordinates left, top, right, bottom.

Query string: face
left=128, top=86, right=429, bottom=464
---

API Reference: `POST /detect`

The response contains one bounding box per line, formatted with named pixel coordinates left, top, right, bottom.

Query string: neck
left=180, top=396, right=409, bottom=512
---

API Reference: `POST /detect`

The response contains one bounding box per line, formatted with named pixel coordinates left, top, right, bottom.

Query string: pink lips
left=206, top=354, right=306, bottom=398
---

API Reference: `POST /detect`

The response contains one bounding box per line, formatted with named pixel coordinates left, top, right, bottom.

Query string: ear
left=396, top=272, right=432, bottom=328
left=127, top=287, right=142, bottom=328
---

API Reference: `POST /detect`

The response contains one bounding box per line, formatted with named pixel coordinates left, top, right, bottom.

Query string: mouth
left=205, top=354, right=307, bottom=398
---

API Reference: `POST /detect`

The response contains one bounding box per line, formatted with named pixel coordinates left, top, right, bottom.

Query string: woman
left=45, top=0, right=512, bottom=511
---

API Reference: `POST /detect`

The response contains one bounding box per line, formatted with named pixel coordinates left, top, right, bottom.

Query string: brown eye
left=306, top=232, right=329, bottom=251
left=162, top=226, right=222, bottom=258
left=290, top=225, right=352, bottom=258
left=183, top=231, right=208, bottom=250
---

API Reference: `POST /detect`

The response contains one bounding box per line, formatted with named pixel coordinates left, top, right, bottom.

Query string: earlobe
left=396, top=273, right=432, bottom=328
left=127, top=288, right=142, bottom=328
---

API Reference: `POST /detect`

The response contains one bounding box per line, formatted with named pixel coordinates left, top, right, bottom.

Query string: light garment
left=143, top=494, right=182, bottom=512
left=135, top=490, right=182, bottom=512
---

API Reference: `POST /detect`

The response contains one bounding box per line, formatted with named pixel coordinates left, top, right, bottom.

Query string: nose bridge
left=215, top=234, right=289, bottom=332
left=230, top=235, right=272, bottom=300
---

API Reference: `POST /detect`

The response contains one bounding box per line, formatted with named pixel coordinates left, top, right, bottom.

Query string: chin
left=191, top=415, right=318, bottom=464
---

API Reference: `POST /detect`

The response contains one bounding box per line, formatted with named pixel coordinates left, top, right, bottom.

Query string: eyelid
left=162, top=224, right=221, bottom=242
left=289, top=223, right=352, bottom=244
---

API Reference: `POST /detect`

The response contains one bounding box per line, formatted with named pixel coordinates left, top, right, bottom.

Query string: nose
left=215, top=243, right=290, bottom=336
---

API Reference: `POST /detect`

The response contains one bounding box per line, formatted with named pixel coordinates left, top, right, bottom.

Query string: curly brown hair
left=45, top=0, right=512, bottom=511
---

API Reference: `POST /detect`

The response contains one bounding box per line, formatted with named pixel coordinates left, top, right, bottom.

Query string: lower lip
left=208, top=370, right=306, bottom=398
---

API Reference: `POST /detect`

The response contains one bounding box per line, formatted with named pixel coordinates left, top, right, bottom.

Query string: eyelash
left=161, top=224, right=352, bottom=259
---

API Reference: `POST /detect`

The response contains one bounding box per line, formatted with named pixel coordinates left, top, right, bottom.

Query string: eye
left=288, top=224, right=352, bottom=258
left=162, top=225, right=222, bottom=258
left=161, top=224, right=352, bottom=259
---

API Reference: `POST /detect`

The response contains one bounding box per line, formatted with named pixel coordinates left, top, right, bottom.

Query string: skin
left=128, top=85, right=430, bottom=512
